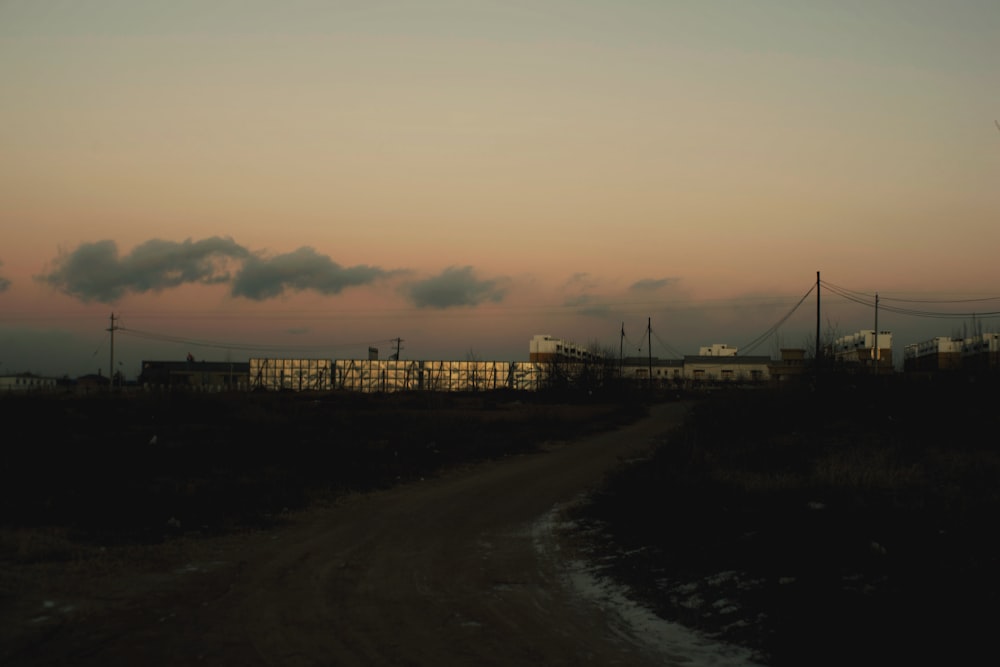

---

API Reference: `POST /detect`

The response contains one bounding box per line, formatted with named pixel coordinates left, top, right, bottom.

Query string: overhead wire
left=736, top=282, right=817, bottom=355
left=82, top=277, right=1000, bottom=363
left=820, top=280, right=1000, bottom=319
left=651, top=329, right=685, bottom=359
left=118, top=326, right=395, bottom=355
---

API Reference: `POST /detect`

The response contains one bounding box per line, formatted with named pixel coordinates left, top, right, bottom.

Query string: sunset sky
left=2, top=0, right=998, bottom=379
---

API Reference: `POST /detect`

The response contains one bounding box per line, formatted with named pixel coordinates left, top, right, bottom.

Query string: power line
left=118, top=326, right=396, bottom=354
left=820, top=281, right=1000, bottom=320
left=650, top=329, right=685, bottom=359
left=737, top=282, right=817, bottom=355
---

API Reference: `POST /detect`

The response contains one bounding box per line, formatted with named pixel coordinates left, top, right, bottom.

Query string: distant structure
left=121, top=327, right=1000, bottom=396
left=963, top=332, right=1000, bottom=372
left=770, top=348, right=809, bottom=385
left=904, top=332, right=1000, bottom=375
left=139, top=360, right=250, bottom=390
left=620, top=342, right=771, bottom=386
left=249, top=358, right=552, bottom=393
left=827, top=330, right=893, bottom=370
left=528, top=335, right=600, bottom=363
left=698, top=343, right=738, bottom=357
left=0, top=372, right=59, bottom=393
left=902, top=337, right=963, bottom=373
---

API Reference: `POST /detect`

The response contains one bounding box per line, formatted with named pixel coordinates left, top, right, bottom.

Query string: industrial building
left=122, top=326, right=1000, bottom=394
left=248, top=358, right=553, bottom=393
left=236, top=336, right=792, bottom=393
left=139, top=360, right=250, bottom=390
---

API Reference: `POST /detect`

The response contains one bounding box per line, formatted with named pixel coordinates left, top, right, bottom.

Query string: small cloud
left=231, top=247, right=389, bottom=300
left=0, top=260, right=10, bottom=292
left=403, top=266, right=506, bottom=309
left=37, top=237, right=249, bottom=303
left=630, top=277, right=679, bottom=292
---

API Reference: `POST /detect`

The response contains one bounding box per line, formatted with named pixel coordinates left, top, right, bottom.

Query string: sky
left=1, top=0, right=999, bottom=379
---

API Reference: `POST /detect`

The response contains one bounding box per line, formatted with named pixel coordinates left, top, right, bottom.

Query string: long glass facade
left=249, top=358, right=562, bottom=393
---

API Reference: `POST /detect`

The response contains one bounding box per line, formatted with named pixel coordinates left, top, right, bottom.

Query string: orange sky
left=2, top=1, right=999, bottom=377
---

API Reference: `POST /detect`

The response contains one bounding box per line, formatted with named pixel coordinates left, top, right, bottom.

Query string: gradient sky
left=2, top=0, right=999, bottom=378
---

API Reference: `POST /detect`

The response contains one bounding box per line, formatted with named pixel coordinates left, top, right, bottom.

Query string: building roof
left=683, top=355, right=772, bottom=364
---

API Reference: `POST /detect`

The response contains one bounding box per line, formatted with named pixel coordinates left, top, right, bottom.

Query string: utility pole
left=619, top=322, right=625, bottom=380
left=393, top=337, right=404, bottom=361
left=107, top=312, right=118, bottom=391
left=647, top=317, right=652, bottom=390
left=815, top=271, right=821, bottom=367
left=873, top=292, right=879, bottom=375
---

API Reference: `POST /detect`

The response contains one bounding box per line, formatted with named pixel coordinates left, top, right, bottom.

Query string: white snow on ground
left=532, top=505, right=765, bottom=667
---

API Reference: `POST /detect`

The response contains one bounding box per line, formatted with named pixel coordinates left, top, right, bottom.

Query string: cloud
left=231, top=246, right=389, bottom=300
left=0, top=261, right=10, bottom=292
left=403, top=266, right=506, bottom=309
left=629, top=277, right=679, bottom=292
left=37, top=237, right=249, bottom=303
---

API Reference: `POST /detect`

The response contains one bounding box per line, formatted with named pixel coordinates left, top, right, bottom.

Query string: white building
left=528, top=335, right=599, bottom=363
left=903, top=337, right=962, bottom=373
left=0, top=373, right=59, bottom=392
left=829, top=330, right=893, bottom=368
left=684, top=354, right=770, bottom=384
left=698, top=343, right=738, bottom=357
left=961, top=332, right=1000, bottom=372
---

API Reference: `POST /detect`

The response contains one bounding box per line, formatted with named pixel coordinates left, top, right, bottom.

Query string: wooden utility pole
left=107, top=312, right=118, bottom=391
left=619, top=322, right=625, bottom=380
left=394, top=337, right=404, bottom=361
left=873, top=292, right=879, bottom=374
left=815, top=271, right=821, bottom=366
left=647, top=317, right=652, bottom=389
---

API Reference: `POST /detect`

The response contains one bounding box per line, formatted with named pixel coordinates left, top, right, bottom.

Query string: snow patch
left=532, top=506, right=765, bottom=667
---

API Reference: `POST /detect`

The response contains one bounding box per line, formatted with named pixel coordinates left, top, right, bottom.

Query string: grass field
left=572, top=374, right=1000, bottom=666
left=0, top=388, right=644, bottom=556
left=5, top=377, right=999, bottom=665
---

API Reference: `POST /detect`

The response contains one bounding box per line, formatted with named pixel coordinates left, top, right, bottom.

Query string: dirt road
left=3, top=402, right=752, bottom=666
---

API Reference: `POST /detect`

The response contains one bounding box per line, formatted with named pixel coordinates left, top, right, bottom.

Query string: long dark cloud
left=231, top=247, right=389, bottom=300
left=630, top=277, right=679, bottom=292
left=37, top=237, right=249, bottom=303
left=404, top=266, right=506, bottom=309
left=37, top=238, right=504, bottom=308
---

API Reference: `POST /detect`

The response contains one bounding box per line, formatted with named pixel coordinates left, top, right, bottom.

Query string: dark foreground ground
left=1, top=389, right=691, bottom=667
left=571, top=374, right=1000, bottom=666
left=0, top=389, right=644, bottom=546
left=3, top=379, right=999, bottom=665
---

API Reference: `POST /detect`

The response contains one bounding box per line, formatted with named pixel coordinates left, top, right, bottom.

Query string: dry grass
left=0, top=389, right=643, bottom=554
left=572, top=375, right=1000, bottom=666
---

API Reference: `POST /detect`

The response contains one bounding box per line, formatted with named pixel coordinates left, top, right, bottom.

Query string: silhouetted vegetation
left=573, top=374, right=1000, bottom=666
left=0, top=390, right=644, bottom=551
